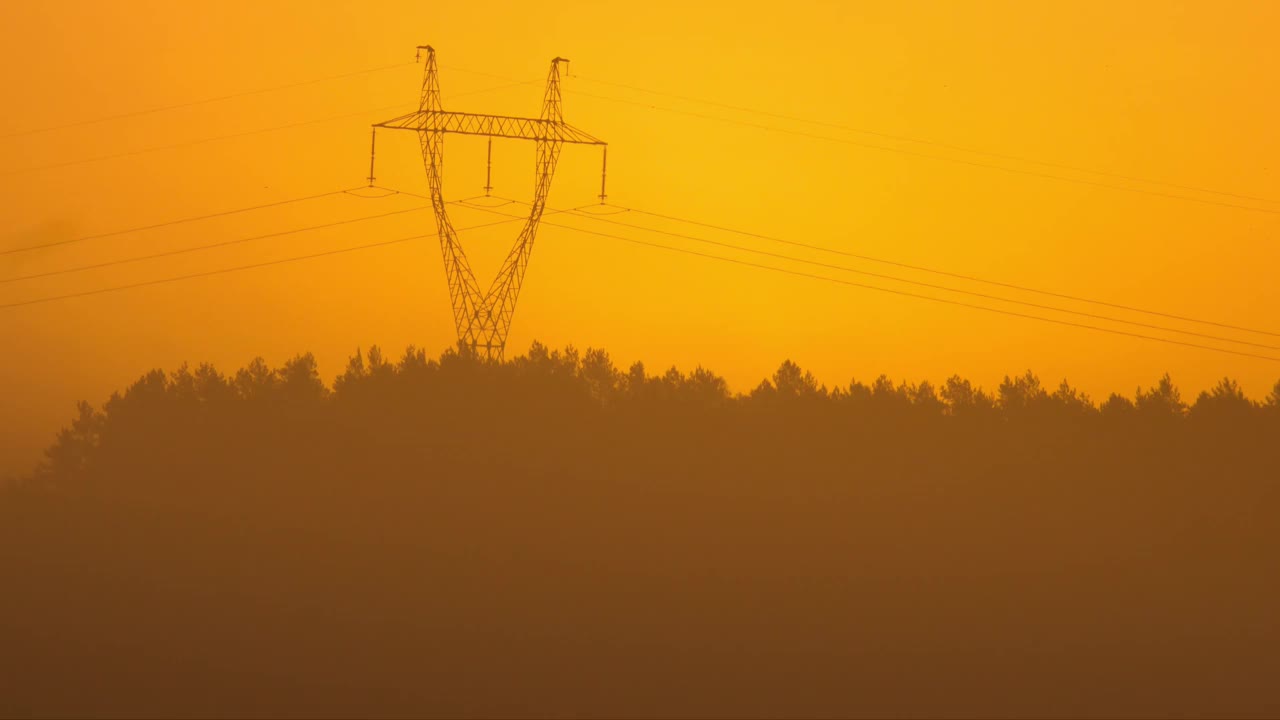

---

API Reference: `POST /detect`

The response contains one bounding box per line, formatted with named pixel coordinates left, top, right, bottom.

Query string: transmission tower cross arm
left=374, top=109, right=606, bottom=145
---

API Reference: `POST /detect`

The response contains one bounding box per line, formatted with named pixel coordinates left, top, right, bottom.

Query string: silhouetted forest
left=3, top=342, right=1280, bottom=718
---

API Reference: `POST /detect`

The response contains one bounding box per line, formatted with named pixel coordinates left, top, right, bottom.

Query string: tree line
left=4, top=341, right=1279, bottom=717
left=33, top=341, right=1280, bottom=483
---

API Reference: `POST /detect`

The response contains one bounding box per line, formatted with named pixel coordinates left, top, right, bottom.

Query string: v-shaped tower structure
left=372, top=46, right=607, bottom=360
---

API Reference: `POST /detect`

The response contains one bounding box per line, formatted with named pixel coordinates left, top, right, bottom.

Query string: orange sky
left=1, top=1, right=1278, bottom=474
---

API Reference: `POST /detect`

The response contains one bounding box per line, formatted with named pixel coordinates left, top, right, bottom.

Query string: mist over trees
left=28, top=341, right=1280, bottom=489
left=3, top=342, right=1279, bottom=718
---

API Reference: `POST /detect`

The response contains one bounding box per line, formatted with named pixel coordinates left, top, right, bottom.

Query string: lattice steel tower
left=370, top=46, right=607, bottom=360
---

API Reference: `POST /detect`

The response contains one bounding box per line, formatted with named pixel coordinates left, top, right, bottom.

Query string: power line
left=2, top=104, right=409, bottom=178
left=584, top=203, right=1280, bottom=339
left=390, top=188, right=1276, bottom=363
left=0, top=61, right=416, bottom=140
left=0, top=205, right=431, bottom=284
left=443, top=64, right=1279, bottom=214
left=4, top=178, right=1267, bottom=365
left=463, top=194, right=1280, bottom=352
left=572, top=73, right=1280, bottom=207
left=537, top=217, right=1280, bottom=364
left=0, top=72, right=533, bottom=257
left=439, top=64, right=527, bottom=83
left=565, top=87, right=1280, bottom=216
left=563, top=206, right=1280, bottom=350
left=2, top=80, right=535, bottom=178
left=1, top=186, right=359, bottom=256
left=388, top=184, right=1280, bottom=345
left=0, top=216, right=528, bottom=311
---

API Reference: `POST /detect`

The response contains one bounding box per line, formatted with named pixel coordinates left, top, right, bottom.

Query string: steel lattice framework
left=371, top=46, right=606, bottom=360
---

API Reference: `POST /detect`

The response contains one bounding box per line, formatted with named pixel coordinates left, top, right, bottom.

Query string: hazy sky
left=1, top=1, right=1277, bottom=474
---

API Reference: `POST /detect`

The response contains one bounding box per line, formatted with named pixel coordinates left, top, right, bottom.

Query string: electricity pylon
left=370, top=46, right=607, bottom=360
